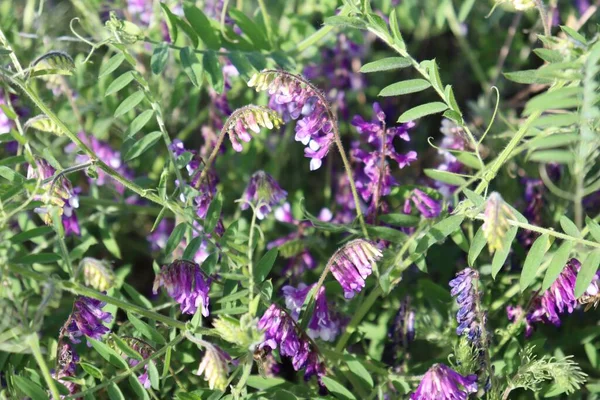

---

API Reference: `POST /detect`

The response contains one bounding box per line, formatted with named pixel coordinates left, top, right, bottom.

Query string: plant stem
left=257, top=0, right=274, bottom=47
left=60, top=281, right=188, bottom=330
left=291, top=5, right=350, bottom=54
left=534, top=0, right=551, bottom=37
left=335, top=285, right=382, bottom=352
left=56, top=232, right=74, bottom=277
left=247, top=208, right=258, bottom=312
left=28, top=334, right=61, bottom=400
left=65, top=333, right=185, bottom=399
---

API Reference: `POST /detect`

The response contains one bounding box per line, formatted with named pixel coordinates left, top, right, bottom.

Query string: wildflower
left=519, top=178, right=545, bottom=248
left=196, top=344, right=231, bottom=391
left=153, top=260, right=211, bottom=316
left=411, top=363, right=478, bottom=400
left=123, top=338, right=153, bottom=389
left=449, top=268, right=482, bottom=342
left=482, top=192, right=514, bottom=253
left=63, top=296, right=112, bottom=345
left=404, top=189, right=442, bottom=219
left=576, top=0, right=591, bottom=14
left=127, top=0, right=153, bottom=26
left=240, top=171, right=287, bottom=220
left=329, top=239, right=383, bottom=299
left=147, top=219, right=174, bottom=252
left=508, top=0, right=536, bottom=11
left=388, top=297, right=416, bottom=354
left=282, top=284, right=340, bottom=341
left=27, top=159, right=81, bottom=236
left=248, top=70, right=334, bottom=170
left=55, top=343, right=80, bottom=395
left=80, top=258, right=115, bottom=291
left=225, top=106, right=283, bottom=152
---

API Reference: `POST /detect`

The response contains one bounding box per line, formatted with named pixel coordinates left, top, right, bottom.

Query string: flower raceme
left=411, top=363, right=478, bottom=400
left=55, top=342, right=80, bottom=395
left=449, top=268, right=482, bottom=342
left=224, top=105, right=283, bottom=152
left=63, top=296, right=113, bottom=345
left=329, top=239, right=383, bottom=299
left=80, top=257, right=115, bottom=292
left=240, top=171, right=287, bottom=220
left=482, top=192, right=515, bottom=253
left=196, top=344, right=232, bottom=391
left=153, top=259, right=212, bottom=316
left=248, top=70, right=335, bottom=171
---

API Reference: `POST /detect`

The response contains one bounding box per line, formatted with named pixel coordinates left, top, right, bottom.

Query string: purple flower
left=55, top=343, right=80, bottom=395
left=404, top=189, right=442, bottom=219
left=249, top=71, right=335, bottom=171
left=330, top=239, right=383, bottom=299
left=411, top=364, right=478, bottom=400
left=153, top=260, right=212, bottom=316
left=575, top=0, right=591, bottom=14
left=388, top=297, right=416, bottom=356
left=64, top=296, right=113, bottom=345
left=148, top=219, right=174, bottom=252
left=350, top=103, right=416, bottom=215
left=432, top=119, right=470, bottom=198
left=27, top=159, right=81, bottom=236
left=127, top=0, right=153, bottom=25
left=240, top=171, right=287, bottom=220
left=282, top=284, right=340, bottom=341
left=449, top=268, right=481, bottom=342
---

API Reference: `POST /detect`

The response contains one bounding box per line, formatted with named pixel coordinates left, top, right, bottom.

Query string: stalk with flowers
left=1, top=0, right=600, bottom=399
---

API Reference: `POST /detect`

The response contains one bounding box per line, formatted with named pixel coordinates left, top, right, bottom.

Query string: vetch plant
left=1, top=0, right=600, bottom=399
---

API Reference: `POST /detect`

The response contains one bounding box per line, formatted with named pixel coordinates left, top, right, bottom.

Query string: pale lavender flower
left=330, top=239, right=383, bottom=299
left=282, top=284, right=340, bottom=341
left=240, top=171, right=287, bottom=219
left=127, top=0, right=153, bottom=25
left=64, top=296, right=113, bottom=345
left=153, top=260, right=212, bottom=316
left=411, top=364, right=477, bottom=400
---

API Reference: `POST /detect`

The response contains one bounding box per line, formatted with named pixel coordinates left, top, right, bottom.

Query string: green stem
left=56, top=233, right=74, bottom=277
left=65, top=333, right=185, bottom=399
left=27, top=335, right=61, bottom=400
left=257, top=0, right=274, bottom=47
left=60, top=281, right=187, bottom=330
left=291, top=6, right=351, bottom=54
left=247, top=208, right=257, bottom=312
left=335, top=286, right=382, bottom=352
left=534, top=0, right=551, bottom=37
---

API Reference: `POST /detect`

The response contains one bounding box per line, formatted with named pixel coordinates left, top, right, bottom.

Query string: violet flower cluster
left=27, top=158, right=81, bottom=236
left=258, top=304, right=326, bottom=387
left=153, top=259, right=212, bottom=316
left=449, top=268, right=483, bottom=342
left=240, top=171, right=287, bottom=220
left=282, top=283, right=340, bottom=341
left=63, top=296, right=113, bottom=345
left=411, top=363, right=478, bottom=400
left=330, top=239, right=383, bottom=299
left=508, top=258, right=600, bottom=336
left=350, top=103, right=417, bottom=217
left=403, top=189, right=442, bottom=219
left=248, top=70, right=335, bottom=171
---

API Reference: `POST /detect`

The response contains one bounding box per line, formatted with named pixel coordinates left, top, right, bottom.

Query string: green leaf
left=128, top=374, right=150, bottom=400
left=180, top=47, right=203, bottom=88
left=324, top=16, right=367, bottom=29
left=99, top=53, right=125, bottom=78
left=503, top=70, right=553, bottom=84
left=111, top=335, right=143, bottom=361
left=491, top=226, right=517, bottom=278
left=203, top=51, right=223, bottom=93
left=524, top=133, right=579, bottom=150
left=88, top=337, right=129, bottom=369
left=254, top=248, right=278, bottom=283
left=123, top=282, right=153, bottom=308
left=379, top=79, right=431, bottom=97
left=321, top=376, right=357, bottom=400
left=14, top=252, right=61, bottom=264
left=520, top=234, right=549, bottom=291
left=124, top=131, right=162, bottom=161
left=455, top=153, right=482, bottom=169
left=183, top=4, right=220, bottom=49
left=105, top=71, right=134, bottom=96
left=398, top=102, right=448, bottom=122
left=427, top=60, right=443, bottom=92
left=182, top=236, right=203, bottom=261
left=378, top=213, right=420, bottom=227
left=148, top=360, right=160, bottom=390
left=529, top=150, right=574, bottom=164
left=175, top=17, right=199, bottom=48
left=560, top=25, right=586, bottom=44
left=416, top=215, right=465, bottom=253
left=127, top=110, right=154, bottom=138
left=560, top=216, right=580, bottom=238
left=367, top=226, right=408, bottom=243
left=424, top=168, right=468, bottom=186
left=13, top=375, right=48, bottom=400
left=345, top=357, right=374, bottom=389
left=468, top=226, right=487, bottom=267
left=228, top=52, right=256, bottom=80
left=127, top=312, right=166, bottom=345
left=9, top=226, right=53, bottom=244
left=151, top=44, right=169, bottom=75
left=107, top=382, right=125, bottom=400
left=585, top=217, right=600, bottom=243
left=229, top=9, right=270, bottom=50
left=165, top=223, right=186, bottom=256
left=204, top=192, right=222, bottom=233
left=159, top=3, right=179, bottom=43
left=80, top=361, right=104, bottom=379
left=114, top=90, right=145, bottom=118
left=360, top=57, right=411, bottom=73
left=542, top=241, right=574, bottom=291
left=388, top=10, right=404, bottom=46
left=575, top=249, right=600, bottom=298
